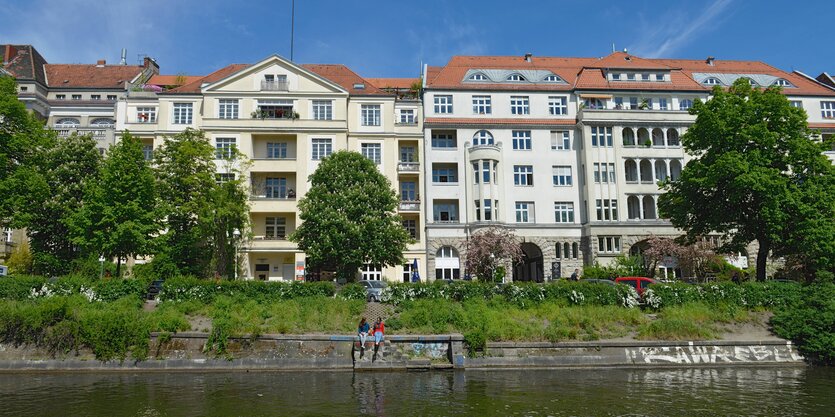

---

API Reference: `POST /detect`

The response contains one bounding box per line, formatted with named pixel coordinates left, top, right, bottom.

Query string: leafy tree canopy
left=464, top=227, right=523, bottom=282
left=658, top=79, right=835, bottom=281
left=291, top=151, right=412, bottom=281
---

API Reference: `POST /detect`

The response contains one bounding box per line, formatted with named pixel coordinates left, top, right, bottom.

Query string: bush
left=158, top=277, right=336, bottom=303
left=337, top=283, right=368, bottom=301
left=643, top=281, right=804, bottom=310
left=771, top=283, right=835, bottom=365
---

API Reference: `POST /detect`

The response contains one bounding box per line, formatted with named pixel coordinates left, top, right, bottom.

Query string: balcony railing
left=54, top=127, right=113, bottom=140
left=261, top=81, right=289, bottom=91
left=399, top=200, right=420, bottom=212
left=253, top=235, right=288, bottom=241
left=397, top=161, right=420, bottom=172
left=249, top=193, right=297, bottom=200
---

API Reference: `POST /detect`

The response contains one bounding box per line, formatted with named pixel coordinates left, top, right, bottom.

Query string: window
left=598, top=236, right=621, bottom=254
left=142, top=144, right=153, bottom=161
left=19, top=86, right=28, bottom=92
left=402, top=262, right=415, bottom=283
left=552, top=166, right=572, bottom=186
left=469, top=73, right=487, bottom=81
left=790, top=101, right=803, bottom=109
left=312, top=100, right=333, bottom=120
left=655, top=74, right=665, bottom=81
left=551, top=131, right=570, bottom=150
left=627, top=73, right=636, bottom=81
left=584, top=98, right=604, bottom=109
left=611, top=73, right=621, bottom=81
left=431, top=132, right=456, bottom=148
left=400, top=181, right=417, bottom=201
left=614, top=97, right=624, bottom=109
left=515, top=202, right=534, bottom=223
left=475, top=199, right=497, bottom=221
left=435, top=246, right=460, bottom=279
left=361, top=264, right=383, bottom=281
left=256, top=100, right=294, bottom=119
left=679, top=99, right=694, bottom=110
left=507, top=74, right=525, bottom=81
left=3, top=228, right=12, bottom=243
left=745, top=78, right=758, bottom=87
left=433, top=202, right=458, bottom=222
left=548, top=96, right=567, bottom=115
left=56, top=94, right=66, bottom=100
left=400, top=146, right=417, bottom=162
left=402, top=219, right=417, bottom=239
left=543, top=75, right=563, bottom=82
left=90, top=118, right=114, bottom=127
left=361, top=104, right=381, bottom=126
left=659, top=98, right=668, bottom=110
left=55, top=118, right=80, bottom=127
left=107, top=95, right=117, bottom=101
left=629, top=97, right=639, bottom=110
left=554, top=202, right=574, bottom=223
left=473, top=130, right=494, bottom=146
left=218, top=99, right=239, bottom=119
left=432, top=164, right=458, bottom=183
left=91, top=94, right=101, bottom=100
left=215, top=138, right=236, bottom=159
left=512, top=130, right=531, bottom=150
left=514, top=165, right=533, bottom=186
left=215, top=173, right=235, bottom=184
left=434, top=95, right=453, bottom=114
left=267, top=142, right=288, bottom=159
left=136, top=107, right=156, bottom=123
left=590, top=126, right=613, bottom=147
left=71, top=94, right=81, bottom=100
left=265, top=177, right=288, bottom=198
left=593, top=163, right=616, bottom=183
left=641, top=73, right=650, bottom=81
left=822, top=101, right=835, bottom=119
left=173, top=103, right=193, bottom=124
left=510, top=96, right=530, bottom=115
left=265, top=217, right=287, bottom=239
left=473, top=160, right=492, bottom=183
left=773, top=79, right=793, bottom=87
left=472, top=95, right=492, bottom=114
left=703, top=77, right=721, bottom=86
left=595, top=199, right=618, bottom=221
left=398, top=109, right=415, bottom=124
left=311, top=138, right=333, bottom=160
left=361, top=143, right=382, bottom=164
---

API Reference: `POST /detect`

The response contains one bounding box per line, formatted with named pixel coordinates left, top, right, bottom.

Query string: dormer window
left=655, top=74, right=665, bottom=81
left=627, top=73, right=636, bottom=81
left=703, top=77, right=722, bottom=86
left=773, top=78, right=793, bottom=87
left=506, top=74, right=526, bottom=82
left=641, top=74, right=650, bottom=81
left=542, top=75, right=563, bottom=82
left=469, top=73, right=488, bottom=81
left=744, top=78, right=758, bottom=87
left=612, top=73, right=621, bottom=80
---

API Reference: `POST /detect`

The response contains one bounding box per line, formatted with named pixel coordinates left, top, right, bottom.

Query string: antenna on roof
left=290, top=0, right=295, bottom=61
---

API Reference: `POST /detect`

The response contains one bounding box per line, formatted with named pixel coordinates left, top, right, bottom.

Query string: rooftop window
left=542, top=75, right=563, bottom=82
left=773, top=78, right=793, bottom=87
left=506, top=74, right=526, bottom=82
left=703, top=77, right=722, bottom=86
left=469, top=73, right=488, bottom=81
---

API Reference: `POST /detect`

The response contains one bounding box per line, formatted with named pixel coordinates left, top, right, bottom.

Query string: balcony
left=251, top=158, right=297, bottom=172
left=467, top=143, right=501, bottom=161
left=261, top=81, right=289, bottom=91
left=397, top=161, right=420, bottom=173
left=399, top=200, right=420, bottom=212
left=54, top=127, right=114, bottom=143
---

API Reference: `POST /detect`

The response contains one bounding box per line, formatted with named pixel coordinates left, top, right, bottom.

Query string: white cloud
left=630, top=0, right=734, bottom=58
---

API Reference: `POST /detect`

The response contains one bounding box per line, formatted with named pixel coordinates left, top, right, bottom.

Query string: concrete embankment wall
left=0, top=333, right=804, bottom=372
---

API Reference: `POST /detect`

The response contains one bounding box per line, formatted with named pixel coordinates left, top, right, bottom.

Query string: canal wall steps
left=0, top=332, right=804, bottom=371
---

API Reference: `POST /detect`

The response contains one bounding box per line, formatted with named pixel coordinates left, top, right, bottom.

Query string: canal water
left=1, top=367, right=832, bottom=416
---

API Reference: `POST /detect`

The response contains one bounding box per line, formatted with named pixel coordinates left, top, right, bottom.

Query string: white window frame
left=215, top=138, right=236, bottom=159
left=398, top=109, right=415, bottom=124
left=598, top=236, right=622, bottom=254
left=551, top=131, right=570, bottom=150
left=472, top=95, right=492, bottom=114
left=591, top=126, right=613, bottom=147
left=136, top=107, right=157, bottom=123
left=434, top=95, right=453, bottom=114
left=822, top=101, right=835, bottom=119
left=515, top=202, right=534, bottom=223
left=548, top=96, right=567, bottom=115
left=218, top=99, right=239, bottom=119
left=267, top=142, right=288, bottom=159
left=595, top=199, right=619, bottom=221
left=361, top=264, right=383, bottom=281
left=679, top=99, right=694, bottom=110
left=361, top=143, right=382, bottom=165
left=173, top=103, right=193, bottom=125
left=473, top=130, right=494, bottom=146
left=311, top=138, right=333, bottom=160
left=431, top=133, right=456, bottom=149
left=512, top=130, right=531, bottom=150
left=593, top=163, right=616, bottom=183
left=552, top=166, right=572, bottom=186
left=361, top=104, right=381, bottom=126
left=554, top=202, right=575, bottom=223
left=513, top=165, right=534, bottom=186
left=312, top=100, right=333, bottom=120
left=510, top=96, right=530, bottom=115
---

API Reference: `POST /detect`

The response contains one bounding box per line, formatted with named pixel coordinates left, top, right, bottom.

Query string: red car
left=614, top=277, right=657, bottom=296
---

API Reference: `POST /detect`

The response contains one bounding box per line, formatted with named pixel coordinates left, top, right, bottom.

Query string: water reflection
left=0, top=367, right=832, bottom=417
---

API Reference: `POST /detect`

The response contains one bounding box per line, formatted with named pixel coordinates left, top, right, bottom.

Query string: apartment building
left=423, top=52, right=835, bottom=281
left=115, top=55, right=425, bottom=281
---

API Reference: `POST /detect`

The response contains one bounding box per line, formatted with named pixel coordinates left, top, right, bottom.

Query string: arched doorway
left=514, top=242, right=544, bottom=282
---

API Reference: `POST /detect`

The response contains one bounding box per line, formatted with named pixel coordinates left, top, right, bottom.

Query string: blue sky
left=1, top=0, right=833, bottom=79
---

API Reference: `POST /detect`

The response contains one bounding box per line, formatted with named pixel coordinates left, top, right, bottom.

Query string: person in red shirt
left=372, top=317, right=385, bottom=362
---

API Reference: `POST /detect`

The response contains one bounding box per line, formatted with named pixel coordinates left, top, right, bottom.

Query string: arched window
left=55, top=118, right=80, bottom=127
left=703, top=77, right=722, bottom=86
left=772, top=78, right=792, bottom=87
left=624, top=159, right=639, bottom=182
left=469, top=73, right=487, bottom=81
left=642, top=196, right=657, bottom=219
left=679, top=99, right=693, bottom=110
left=435, top=246, right=460, bottom=280
left=563, top=243, right=570, bottom=260
left=472, top=130, right=494, bottom=146
left=571, top=242, right=578, bottom=259
left=742, top=78, right=758, bottom=87
left=622, top=128, right=635, bottom=146
left=506, top=74, right=525, bottom=81
left=90, top=118, right=114, bottom=127
left=542, top=75, right=563, bottom=82
left=637, top=128, right=650, bottom=146
left=670, top=160, right=683, bottom=181
left=666, top=128, right=680, bottom=147
left=652, top=128, right=665, bottom=147
left=627, top=196, right=641, bottom=219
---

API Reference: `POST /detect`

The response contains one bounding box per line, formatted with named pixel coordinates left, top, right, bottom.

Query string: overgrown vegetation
left=771, top=282, right=835, bottom=365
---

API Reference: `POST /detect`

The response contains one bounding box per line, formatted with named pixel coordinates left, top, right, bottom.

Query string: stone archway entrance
left=514, top=242, right=544, bottom=282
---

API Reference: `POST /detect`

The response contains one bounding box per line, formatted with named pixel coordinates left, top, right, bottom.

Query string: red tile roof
left=366, top=78, right=419, bottom=90
left=164, top=64, right=250, bottom=94
left=1, top=44, right=48, bottom=86
left=427, top=53, right=835, bottom=97
left=302, top=64, right=391, bottom=96
left=425, top=117, right=577, bottom=126
left=44, top=64, right=146, bottom=89
left=148, top=74, right=203, bottom=86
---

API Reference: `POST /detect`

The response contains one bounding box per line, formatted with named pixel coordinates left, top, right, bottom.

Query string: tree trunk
left=756, top=240, right=769, bottom=282
left=116, top=257, right=122, bottom=278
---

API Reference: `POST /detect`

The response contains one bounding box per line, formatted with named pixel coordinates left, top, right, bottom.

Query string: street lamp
left=232, top=228, right=241, bottom=280
left=489, top=253, right=496, bottom=283
left=98, top=255, right=105, bottom=279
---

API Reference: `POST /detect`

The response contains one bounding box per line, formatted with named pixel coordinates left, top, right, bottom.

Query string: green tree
left=290, top=151, right=412, bottom=282
left=153, top=128, right=217, bottom=277
left=69, top=133, right=158, bottom=277
left=6, top=239, right=33, bottom=275
left=658, top=79, right=835, bottom=281
left=203, top=153, right=250, bottom=280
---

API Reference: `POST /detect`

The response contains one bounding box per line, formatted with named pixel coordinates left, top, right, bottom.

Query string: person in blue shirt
left=357, top=317, right=370, bottom=355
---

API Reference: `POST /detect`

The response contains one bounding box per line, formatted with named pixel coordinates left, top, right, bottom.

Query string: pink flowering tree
left=465, top=227, right=523, bottom=282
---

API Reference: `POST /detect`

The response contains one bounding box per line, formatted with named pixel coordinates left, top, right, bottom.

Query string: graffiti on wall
left=411, top=342, right=447, bottom=359
left=626, top=342, right=803, bottom=364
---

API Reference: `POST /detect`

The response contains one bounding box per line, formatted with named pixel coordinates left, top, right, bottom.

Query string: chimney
left=143, top=57, right=160, bottom=74
left=3, top=45, right=17, bottom=64
left=706, top=56, right=715, bottom=66
left=524, top=53, right=532, bottom=63
left=119, top=48, right=127, bottom=65
left=96, top=59, right=106, bottom=67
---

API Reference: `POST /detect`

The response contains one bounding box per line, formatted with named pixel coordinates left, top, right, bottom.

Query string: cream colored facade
left=115, top=55, right=426, bottom=281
